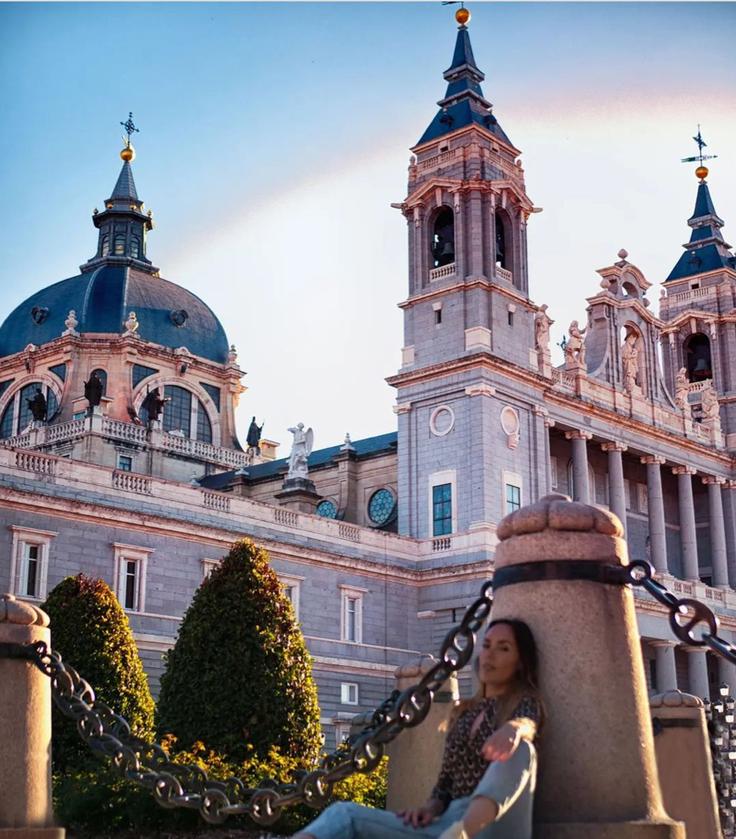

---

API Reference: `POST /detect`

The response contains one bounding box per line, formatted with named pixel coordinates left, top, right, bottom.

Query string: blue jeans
left=302, top=741, right=537, bottom=839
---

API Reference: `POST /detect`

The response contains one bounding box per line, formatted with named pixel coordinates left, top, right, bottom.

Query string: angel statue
left=564, top=320, right=587, bottom=368
left=287, top=423, right=314, bottom=480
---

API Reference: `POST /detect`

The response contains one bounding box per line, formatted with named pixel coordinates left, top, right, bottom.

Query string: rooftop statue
left=84, top=371, right=103, bottom=408
left=564, top=320, right=586, bottom=369
left=287, top=423, right=314, bottom=480
left=621, top=331, right=640, bottom=394
left=247, top=416, right=264, bottom=458
left=140, top=387, right=168, bottom=424
left=674, top=367, right=689, bottom=410
left=27, top=387, right=47, bottom=423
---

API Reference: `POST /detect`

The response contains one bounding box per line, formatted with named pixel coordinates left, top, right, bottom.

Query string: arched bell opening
left=430, top=207, right=455, bottom=269
left=684, top=333, right=712, bottom=382
left=493, top=209, right=514, bottom=282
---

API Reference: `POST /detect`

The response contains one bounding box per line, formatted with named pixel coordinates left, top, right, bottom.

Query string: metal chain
left=627, top=560, right=736, bottom=663
left=19, top=579, right=493, bottom=826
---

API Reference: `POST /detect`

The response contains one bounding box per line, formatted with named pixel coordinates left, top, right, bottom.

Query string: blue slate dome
left=0, top=145, right=230, bottom=364
left=0, top=266, right=230, bottom=363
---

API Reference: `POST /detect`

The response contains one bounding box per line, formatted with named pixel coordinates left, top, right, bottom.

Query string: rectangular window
left=550, top=456, right=559, bottom=489
left=278, top=574, right=303, bottom=619
left=113, top=543, right=151, bottom=613
left=341, top=682, right=359, bottom=705
left=340, top=587, right=364, bottom=643
left=10, top=527, right=56, bottom=600
left=638, top=483, right=649, bottom=515
left=435, top=308, right=442, bottom=325
left=334, top=723, right=351, bottom=748
left=117, top=454, right=132, bottom=472
left=505, top=483, right=521, bottom=514
left=432, top=483, right=453, bottom=536
left=507, top=311, right=514, bottom=326
left=201, top=558, right=221, bottom=579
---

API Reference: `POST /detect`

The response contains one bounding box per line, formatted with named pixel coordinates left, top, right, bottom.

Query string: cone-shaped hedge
left=156, top=539, right=321, bottom=764
left=43, top=574, right=155, bottom=771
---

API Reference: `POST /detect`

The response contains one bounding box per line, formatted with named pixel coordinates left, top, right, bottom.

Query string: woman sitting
left=294, top=619, right=542, bottom=839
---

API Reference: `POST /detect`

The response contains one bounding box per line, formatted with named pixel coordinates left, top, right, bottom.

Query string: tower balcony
left=429, top=262, right=456, bottom=282
left=495, top=266, right=513, bottom=284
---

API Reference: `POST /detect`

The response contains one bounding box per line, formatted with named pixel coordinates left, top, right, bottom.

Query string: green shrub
left=157, top=539, right=321, bottom=765
left=43, top=574, right=155, bottom=771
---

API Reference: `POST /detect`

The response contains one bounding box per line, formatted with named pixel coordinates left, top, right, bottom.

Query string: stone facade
left=1, top=19, right=735, bottom=749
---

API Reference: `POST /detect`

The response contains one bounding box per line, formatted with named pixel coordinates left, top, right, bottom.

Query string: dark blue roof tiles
left=198, top=431, right=398, bottom=489
left=0, top=267, right=230, bottom=363
left=689, top=182, right=718, bottom=223
left=418, top=101, right=511, bottom=146
left=444, top=76, right=485, bottom=99
left=689, top=225, right=718, bottom=243
left=110, top=161, right=139, bottom=201
left=447, top=26, right=481, bottom=75
left=666, top=244, right=733, bottom=281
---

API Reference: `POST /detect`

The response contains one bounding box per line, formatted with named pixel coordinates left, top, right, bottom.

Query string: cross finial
left=120, top=112, right=140, bottom=148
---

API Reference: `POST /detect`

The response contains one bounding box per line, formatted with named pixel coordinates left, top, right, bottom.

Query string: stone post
left=385, top=655, right=459, bottom=813
left=493, top=494, right=683, bottom=837
left=649, top=691, right=721, bottom=839
left=723, top=481, right=736, bottom=587
left=0, top=594, right=65, bottom=838
left=652, top=641, right=678, bottom=693
left=641, top=456, right=669, bottom=575
left=673, top=466, right=699, bottom=582
left=602, top=441, right=627, bottom=539
left=703, top=476, right=729, bottom=589
left=565, top=430, right=591, bottom=503
left=686, top=647, right=711, bottom=701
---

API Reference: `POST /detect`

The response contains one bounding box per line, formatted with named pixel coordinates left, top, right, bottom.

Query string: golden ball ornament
left=120, top=145, right=136, bottom=162
left=455, top=7, right=470, bottom=25
left=695, top=165, right=708, bottom=181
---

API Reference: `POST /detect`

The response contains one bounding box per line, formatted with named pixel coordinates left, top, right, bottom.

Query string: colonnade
left=649, top=640, right=736, bottom=701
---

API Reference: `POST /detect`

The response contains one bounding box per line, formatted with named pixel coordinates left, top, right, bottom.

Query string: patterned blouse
left=430, top=695, right=541, bottom=809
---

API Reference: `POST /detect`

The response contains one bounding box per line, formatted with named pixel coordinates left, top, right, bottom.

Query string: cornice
left=398, top=277, right=533, bottom=312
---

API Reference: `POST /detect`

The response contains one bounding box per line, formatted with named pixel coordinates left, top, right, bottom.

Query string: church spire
left=417, top=7, right=513, bottom=148
left=666, top=134, right=734, bottom=281
left=80, top=114, right=157, bottom=275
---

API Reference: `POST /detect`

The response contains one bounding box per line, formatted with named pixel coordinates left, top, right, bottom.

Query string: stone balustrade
left=102, top=417, right=148, bottom=443
left=428, top=262, right=456, bottom=281
left=495, top=265, right=513, bottom=283
left=46, top=418, right=86, bottom=443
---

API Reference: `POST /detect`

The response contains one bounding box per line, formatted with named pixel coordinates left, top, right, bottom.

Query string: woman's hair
left=448, top=618, right=542, bottom=728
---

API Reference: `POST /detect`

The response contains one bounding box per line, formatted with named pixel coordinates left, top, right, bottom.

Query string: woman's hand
left=481, top=722, right=521, bottom=762
left=397, top=799, right=443, bottom=827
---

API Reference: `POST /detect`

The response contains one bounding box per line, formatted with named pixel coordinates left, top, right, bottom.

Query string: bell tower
left=659, top=136, right=736, bottom=448
left=388, top=9, right=545, bottom=539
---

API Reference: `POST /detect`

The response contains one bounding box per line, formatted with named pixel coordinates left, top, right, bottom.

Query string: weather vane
left=681, top=125, right=717, bottom=169
left=120, top=112, right=140, bottom=149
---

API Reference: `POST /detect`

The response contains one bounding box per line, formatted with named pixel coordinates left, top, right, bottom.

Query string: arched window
left=131, top=235, right=141, bottom=259
left=90, top=369, right=107, bottom=396
left=430, top=207, right=455, bottom=268
left=113, top=234, right=126, bottom=256
left=100, top=234, right=110, bottom=257
left=196, top=404, right=212, bottom=443
left=0, top=382, right=59, bottom=438
left=163, top=385, right=192, bottom=436
left=684, top=333, right=712, bottom=382
left=495, top=218, right=506, bottom=269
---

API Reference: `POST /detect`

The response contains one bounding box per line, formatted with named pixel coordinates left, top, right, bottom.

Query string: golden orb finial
left=456, top=6, right=470, bottom=25
left=120, top=144, right=135, bottom=162
left=695, top=165, right=708, bottom=182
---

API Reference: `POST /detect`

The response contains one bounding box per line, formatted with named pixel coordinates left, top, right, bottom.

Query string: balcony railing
left=429, top=263, right=456, bottom=282
left=495, top=266, right=513, bottom=284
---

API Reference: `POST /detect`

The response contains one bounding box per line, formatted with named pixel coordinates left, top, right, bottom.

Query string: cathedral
left=1, top=10, right=735, bottom=748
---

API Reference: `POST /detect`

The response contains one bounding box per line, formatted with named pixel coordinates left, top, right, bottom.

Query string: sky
left=1, top=2, right=735, bottom=455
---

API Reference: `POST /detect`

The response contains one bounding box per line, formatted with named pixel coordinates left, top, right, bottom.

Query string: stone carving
left=228, top=344, right=238, bottom=365
left=287, top=422, right=314, bottom=480
left=246, top=416, right=264, bottom=458
left=26, top=387, right=47, bottom=423
left=534, top=304, right=552, bottom=352
left=621, top=331, right=640, bottom=394
left=340, top=433, right=355, bottom=452
left=63, top=309, right=79, bottom=337
left=140, top=387, right=168, bottom=423
left=564, top=320, right=586, bottom=369
left=84, top=371, right=103, bottom=408
left=674, top=367, right=689, bottom=410
left=31, top=306, right=49, bottom=325
left=123, top=311, right=139, bottom=336
left=702, top=382, right=721, bottom=422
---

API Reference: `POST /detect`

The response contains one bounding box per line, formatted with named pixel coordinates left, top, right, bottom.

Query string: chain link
left=627, top=560, right=736, bottom=663
left=18, top=579, right=493, bottom=825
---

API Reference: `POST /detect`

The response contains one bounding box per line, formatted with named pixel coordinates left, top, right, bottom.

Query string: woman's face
left=478, top=623, right=521, bottom=692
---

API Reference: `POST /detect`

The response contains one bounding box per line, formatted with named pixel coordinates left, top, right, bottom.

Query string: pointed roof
left=666, top=177, right=734, bottom=281
left=110, top=160, right=139, bottom=201
left=417, top=23, right=513, bottom=148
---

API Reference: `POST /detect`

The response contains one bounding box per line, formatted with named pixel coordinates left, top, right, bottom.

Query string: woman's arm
left=482, top=697, right=541, bottom=762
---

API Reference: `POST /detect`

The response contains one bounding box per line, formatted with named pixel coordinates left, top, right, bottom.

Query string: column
left=652, top=641, right=678, bottom=693
left=703, top=475, right=729, bottom=588
left=724, top=481, right=736, bottom=587
left=641, top=455, right=668, bottom=574
left=673, top=465, right=699, bottom=581
left=602, top=441, right=627, bottom=537
left=718, top=654, right=736, bottom=695
left=686, top=648, right=711, bottom=700
left=565, top=430, right=591, bottom=503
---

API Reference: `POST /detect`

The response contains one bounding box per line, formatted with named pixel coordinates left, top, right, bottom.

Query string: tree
left=157, top=539, right=321, bottom=764
left=43, top=574, right=155, bottom=770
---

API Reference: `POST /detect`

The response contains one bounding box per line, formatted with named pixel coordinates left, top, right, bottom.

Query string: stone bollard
left=493, top=495, right=684, bottom=838
left=385, top=655, right=459, bottom=813
left=650, top=690, right=721, bottom=838
left=0, top=594, right=65, bottom=839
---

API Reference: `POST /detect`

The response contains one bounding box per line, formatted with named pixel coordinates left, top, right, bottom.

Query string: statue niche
left=430, top=207, right=455, bottom=268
